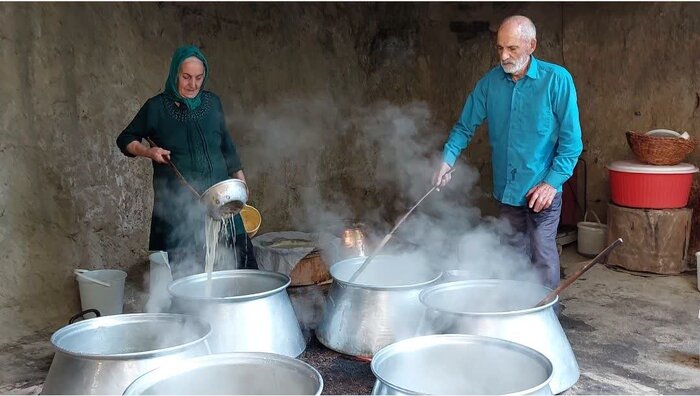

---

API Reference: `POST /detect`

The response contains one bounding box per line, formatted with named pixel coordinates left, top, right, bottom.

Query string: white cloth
left=252, top=231, right=341, bottom=276
left=145, top=251, right=173, bottom=313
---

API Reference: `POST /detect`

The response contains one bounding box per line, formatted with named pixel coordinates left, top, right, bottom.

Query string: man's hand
left=432, top=162, right=453, bottom=188
left=148, top=147, right=171, bottom=164
left=526, top=182, right=556, bottom=213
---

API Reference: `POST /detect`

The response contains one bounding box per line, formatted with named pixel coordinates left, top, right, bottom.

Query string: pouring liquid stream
left=203, top=215, right=239, bottom=298
left=204, top=216, right=222, bottom=298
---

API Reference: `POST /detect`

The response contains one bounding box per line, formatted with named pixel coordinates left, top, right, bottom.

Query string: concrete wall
left=1, top=2, right=698, bottom=343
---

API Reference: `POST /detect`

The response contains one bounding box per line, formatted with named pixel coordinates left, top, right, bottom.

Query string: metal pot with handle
left=316, top=255, right=440, bottom=357
left=168, top=269, right=306, bottom=357
left=418, top=280, right=579, bottom=394
left=41, top=313, right=211, bottom=395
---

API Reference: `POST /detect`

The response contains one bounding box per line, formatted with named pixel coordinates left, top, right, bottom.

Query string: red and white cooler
left=607, top=160, right=698, bottom=209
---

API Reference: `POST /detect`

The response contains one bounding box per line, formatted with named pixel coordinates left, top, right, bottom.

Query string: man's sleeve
left=116, top=101, right=151, bottom=158
left=442, top=76, right=489, bottom=167
left=543, top=71, right=583, bottom=189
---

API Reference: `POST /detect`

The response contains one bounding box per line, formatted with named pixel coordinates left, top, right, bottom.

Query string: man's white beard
left=501, top=56, right=529, bottom=74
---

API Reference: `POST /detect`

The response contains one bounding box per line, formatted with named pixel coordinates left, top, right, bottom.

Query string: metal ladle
left=145, top=138, right=201, bottom=200
left=348, top=168, right=456, bottom=283
left=145, top=138, right=247, bottom=220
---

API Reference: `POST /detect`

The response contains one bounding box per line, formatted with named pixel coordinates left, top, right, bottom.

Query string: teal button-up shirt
left=443, top=56, right=583, bottom=206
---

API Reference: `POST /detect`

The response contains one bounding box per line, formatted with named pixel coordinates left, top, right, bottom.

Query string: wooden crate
left=607, top=203, right=692, bottom=274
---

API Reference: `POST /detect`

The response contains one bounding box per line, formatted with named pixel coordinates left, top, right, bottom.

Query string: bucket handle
left=74, top=269, right=111, bottom=287
left=69, top=309, right=101, bottom=324
left=583, top=209, right=602, bottom=224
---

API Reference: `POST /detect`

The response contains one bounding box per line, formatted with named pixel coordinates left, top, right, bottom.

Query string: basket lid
left=607, top=160, right=699, bottom=174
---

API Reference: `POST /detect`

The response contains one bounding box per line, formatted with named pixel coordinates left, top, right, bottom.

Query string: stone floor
left=1, top=245, right=699, bottom=394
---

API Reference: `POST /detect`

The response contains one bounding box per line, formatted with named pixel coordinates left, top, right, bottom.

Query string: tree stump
left=688, top=178, right=700, bottom=266
left=607, top=203, right=692, bottom=274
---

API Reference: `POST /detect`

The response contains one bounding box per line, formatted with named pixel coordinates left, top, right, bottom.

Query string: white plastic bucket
left=145, top=251, right=173, bottom=313
left=577, top=210, right=608, bottom=257
left=75, top=269, right=127, bottom=316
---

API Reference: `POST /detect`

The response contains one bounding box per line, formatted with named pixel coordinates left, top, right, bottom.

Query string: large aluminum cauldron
left=124, top=352, right=323, bottom=395
left=371, top=334, right=553, bottom=395
left=418, top=280, right=579, bottom=394
left=42, top=314, right=211, bottom=395
left=316, top=255, right=440, bottom=357
left=168, top=270, right=306, bottom=357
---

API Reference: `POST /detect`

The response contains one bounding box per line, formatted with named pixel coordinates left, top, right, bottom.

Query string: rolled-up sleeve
left=442, top=77, right=489, bottom=167
left=543, top=72, right=583, bottom=189
left=117, top=101, right=151, bottom=157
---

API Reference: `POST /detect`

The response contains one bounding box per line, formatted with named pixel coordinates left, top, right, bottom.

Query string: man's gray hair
left=499, top=15, right=537, bottom=41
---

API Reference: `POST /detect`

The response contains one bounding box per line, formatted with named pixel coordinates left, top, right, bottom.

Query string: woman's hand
left=232, top=170, right=250, bottom=200
left=148, top=147, right=171, bottom=164
left=126, top=140, right=170, bottom=164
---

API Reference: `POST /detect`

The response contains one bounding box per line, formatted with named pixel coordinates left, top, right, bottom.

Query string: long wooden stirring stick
left=348, top=167, right=456, bottom=283
left=535, top=237, right=623, bottom=307
left=145, top=137, right=201, bottom=200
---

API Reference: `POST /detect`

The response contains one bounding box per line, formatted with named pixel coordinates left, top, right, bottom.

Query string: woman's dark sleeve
left=116, top=101, right=151, bottom=157
left=218, top=99, right=243, bottom=174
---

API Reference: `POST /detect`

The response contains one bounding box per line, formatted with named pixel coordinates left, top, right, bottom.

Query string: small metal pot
left=41, top=313, right=211, bottom=395
left=371, top=334, right=553, bottom=395
left=200, top=178, right=248, bottom=220
left=316, top=255, right=440, bottom=357
left=168, top=270, right=306, bottom=357
left=418, top=280, right=580, bottom=394
left=123, top=352, right=323, bottom=395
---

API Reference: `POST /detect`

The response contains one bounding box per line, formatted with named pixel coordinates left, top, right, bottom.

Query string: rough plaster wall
left=2, top=2, right=699, bottom=343
left=563, top=3, right=700, bottom=223
left=0, top=3, right=191, bottom=343
left=0, top=2, right=376, bottom=343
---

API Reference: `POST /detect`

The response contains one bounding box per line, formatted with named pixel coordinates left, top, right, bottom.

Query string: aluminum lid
left=607, top=160, right=699, bottom=174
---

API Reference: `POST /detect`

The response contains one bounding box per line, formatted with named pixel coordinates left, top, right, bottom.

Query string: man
left=433, top=15, right=583, bottom=292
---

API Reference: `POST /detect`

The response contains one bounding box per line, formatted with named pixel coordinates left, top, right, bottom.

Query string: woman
left=117, top=45, right=257, bottom=277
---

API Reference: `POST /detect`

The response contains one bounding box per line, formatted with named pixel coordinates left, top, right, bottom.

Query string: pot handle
left=583, top=209, right=602, bottom=224
left=69, top=309, right=101, bottom=324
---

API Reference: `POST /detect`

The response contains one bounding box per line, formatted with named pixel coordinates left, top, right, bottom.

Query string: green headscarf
left=163, top=45, right=209, bottom=110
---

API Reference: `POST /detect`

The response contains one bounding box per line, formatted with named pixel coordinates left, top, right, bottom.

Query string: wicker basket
left=625, top=131, right=696, bottom=165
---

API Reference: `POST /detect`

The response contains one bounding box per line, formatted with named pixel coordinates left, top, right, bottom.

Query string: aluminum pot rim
left=420, top=279, right=558, bottom=316
left=200, top=179, right=248, bottom=220
left=168, top=269, right=291, bottom=302
left=330, top=255, right=441, bottom=290
left=50, top=313, right=211, bottom=360
left=199, top=178, right=248, bottom=199
left=370, top=334, right=554, bottom=396
left=122, top=352, right=324, bottom=395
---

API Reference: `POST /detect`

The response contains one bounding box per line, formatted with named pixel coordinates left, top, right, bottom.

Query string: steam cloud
left=230, top=93, right=537, bottom=281
left=141, top=92, right=544, bottom=322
